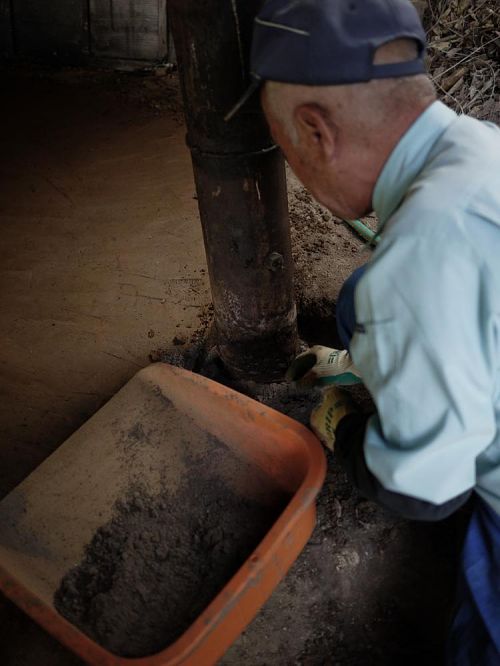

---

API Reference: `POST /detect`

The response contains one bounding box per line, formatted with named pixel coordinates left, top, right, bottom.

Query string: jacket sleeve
left=347, top=233, right=496, bottom=508
left=335, top=413, right=472, bottom=521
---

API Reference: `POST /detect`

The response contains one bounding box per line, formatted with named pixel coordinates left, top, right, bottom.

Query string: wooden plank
left=90, top=0, right=167, bottom=61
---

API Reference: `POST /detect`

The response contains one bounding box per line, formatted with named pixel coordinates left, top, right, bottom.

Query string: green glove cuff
left=287, top=346, right=362, bottom=388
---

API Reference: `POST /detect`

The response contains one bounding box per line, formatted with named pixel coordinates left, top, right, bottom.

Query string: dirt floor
left=0, top=8, right=498, bottom=661
left=220, top=388, right=462, bottom=666
left=0, top=66, right=210, bottom=500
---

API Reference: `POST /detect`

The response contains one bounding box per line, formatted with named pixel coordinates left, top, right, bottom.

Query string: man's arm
left=335, top=412, right=472, bottom=521
left=340, top=232, right=496, bottom=518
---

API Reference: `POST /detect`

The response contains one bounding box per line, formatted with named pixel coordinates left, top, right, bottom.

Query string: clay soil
left=54, top=437, right=284, bottom=658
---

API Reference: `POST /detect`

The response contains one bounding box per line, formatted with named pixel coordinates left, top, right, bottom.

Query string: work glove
left=286, top=345, right=362, bottom=388
left=310, top=387, right=357, bottom=451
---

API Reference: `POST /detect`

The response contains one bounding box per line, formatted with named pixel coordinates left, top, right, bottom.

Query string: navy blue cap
left=225, top=0, right=427, bottom=121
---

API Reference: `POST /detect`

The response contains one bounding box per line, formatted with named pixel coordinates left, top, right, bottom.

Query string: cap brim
left=224, top=77, right=263, bottom=122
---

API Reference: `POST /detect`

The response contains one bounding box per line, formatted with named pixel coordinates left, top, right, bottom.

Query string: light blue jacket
left=351, top=101, right=500, bottom=514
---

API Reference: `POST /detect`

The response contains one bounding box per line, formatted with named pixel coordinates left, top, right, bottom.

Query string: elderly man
left=227, top=0, right=500, bottom=663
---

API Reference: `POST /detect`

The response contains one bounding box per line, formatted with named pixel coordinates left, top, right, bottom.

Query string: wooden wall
left=1, top=0, right=168, bottom=65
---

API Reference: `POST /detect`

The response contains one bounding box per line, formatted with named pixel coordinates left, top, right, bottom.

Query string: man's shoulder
left=385, top=115, right=500, bottom=244
left=442, top=111, right=500, bottom=162
left=363, top=113, right=500, bottom=314
left=410, top=113, right=500, bottom=212
left=356, top=228, right=487, bottom=332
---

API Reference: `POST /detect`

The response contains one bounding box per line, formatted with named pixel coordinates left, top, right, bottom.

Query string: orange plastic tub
left=0, top=363, right=326, bottom=665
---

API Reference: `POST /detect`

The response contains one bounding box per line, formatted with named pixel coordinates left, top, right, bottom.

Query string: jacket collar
left=373, top=101, right=457, bottom=229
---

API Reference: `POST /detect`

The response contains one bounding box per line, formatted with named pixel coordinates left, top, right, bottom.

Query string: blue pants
left=338, top=266, right=500, bottom=665
left=448, top=499, right=500, bottom=665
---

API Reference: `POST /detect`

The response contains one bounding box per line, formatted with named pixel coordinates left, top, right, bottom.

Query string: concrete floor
left=0, top=68, right=210, bottom=665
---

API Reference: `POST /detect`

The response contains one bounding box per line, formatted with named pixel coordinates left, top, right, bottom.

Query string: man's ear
left=294, top=104, right=336, bottom=161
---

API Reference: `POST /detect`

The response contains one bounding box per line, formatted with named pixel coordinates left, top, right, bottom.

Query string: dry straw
left=425, top=0, right=499, bottom=120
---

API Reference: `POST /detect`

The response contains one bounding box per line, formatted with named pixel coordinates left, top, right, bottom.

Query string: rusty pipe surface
left=169, top=0, right=298, bottom=381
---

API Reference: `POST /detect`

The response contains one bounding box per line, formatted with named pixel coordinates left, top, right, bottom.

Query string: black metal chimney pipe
left=168, top=0, right=298, bottom=381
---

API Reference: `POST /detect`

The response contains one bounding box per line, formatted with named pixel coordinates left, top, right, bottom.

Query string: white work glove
left=286, top=345, right=362, bottom=388
left=310, top=387, right=358, bottom=451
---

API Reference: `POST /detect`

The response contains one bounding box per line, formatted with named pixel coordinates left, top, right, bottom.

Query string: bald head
left=261, top=39, right=436, bottom=218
